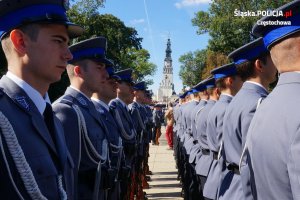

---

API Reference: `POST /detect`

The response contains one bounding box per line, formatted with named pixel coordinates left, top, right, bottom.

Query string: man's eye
left=54, top=39, right=63, bottom=44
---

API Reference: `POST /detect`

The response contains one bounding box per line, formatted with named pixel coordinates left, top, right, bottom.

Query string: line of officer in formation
left=0, top=0, right=155, bottom=200
left=173, top=1, right=300, bottom=200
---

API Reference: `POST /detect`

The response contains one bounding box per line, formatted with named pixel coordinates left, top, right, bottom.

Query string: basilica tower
left=157, top=38, right=175, bottom=102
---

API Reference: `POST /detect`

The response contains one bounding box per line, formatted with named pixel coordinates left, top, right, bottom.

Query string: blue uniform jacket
left=219, top=82, right=268, bottom=200
left=246, top=72, right=300, bottom=200
left=0, top=76, right=75, bottom=200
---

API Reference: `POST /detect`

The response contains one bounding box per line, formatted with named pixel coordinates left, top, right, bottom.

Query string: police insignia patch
left=78, top=97, right=87, bottom=106
left=15, top=96, right=30, bottom=111
left=96, top=108, right=105, bottom=114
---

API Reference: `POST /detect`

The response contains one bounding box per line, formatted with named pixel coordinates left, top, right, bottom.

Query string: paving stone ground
left=144, top=126, right=183, bottom=200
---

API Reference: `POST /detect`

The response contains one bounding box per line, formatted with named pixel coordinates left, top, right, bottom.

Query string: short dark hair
left=216, top=77, right=227, bottom=90
left=206, top=87, right=216, bottom=96
left=236, top=52, right=270, bottom=81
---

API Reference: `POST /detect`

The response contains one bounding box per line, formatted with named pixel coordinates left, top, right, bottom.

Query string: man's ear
left=10, top=29, right=27, bottom=55
left=74, top=65, right=82, bottom=77
left=254, top=59, right=263, bottom=73
left=225, top=77, right=233, bottom=86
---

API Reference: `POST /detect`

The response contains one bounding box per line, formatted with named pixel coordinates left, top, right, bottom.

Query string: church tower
left=157, top=38, right=175, bottom=102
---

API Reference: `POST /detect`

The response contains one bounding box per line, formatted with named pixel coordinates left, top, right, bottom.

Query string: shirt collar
left=91, top=97, right=109, bottom=111
left=70, top=85, right=92, bottom=103
left=116, top=97, right=129, bottom=110
left=6, top=71, right=50, bottom=114
left=245, top=81, right=268, bottom=93
left=221, top=92, right=233, bottom=98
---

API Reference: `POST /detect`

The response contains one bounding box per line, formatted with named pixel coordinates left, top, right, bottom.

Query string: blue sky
left=101, top=0, right=211, bottom=94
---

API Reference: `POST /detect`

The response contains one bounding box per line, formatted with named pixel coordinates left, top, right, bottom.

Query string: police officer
left=129, top=81, right=149, bottom=199
left=203, top=63, right=243, bottom=200
left=109, top=69, right=137, bottom=200
left=152, top=104, right=164, bottom=145
left=0, top=0, right=83, bottom=199
left=218, top=37, right=276, bottom=200
left=91, top=66, right=123, bottom=200
left=195, top=77, right=218, bottom=194
left=53, top=37, right=112, bottom=200
left=246, top=1, right=300, bottom=199
left=143, top=90, right=154, bottom=177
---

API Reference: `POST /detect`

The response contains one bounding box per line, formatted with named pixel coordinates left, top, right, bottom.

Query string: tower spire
left=165, top=37, right=172, bottom=61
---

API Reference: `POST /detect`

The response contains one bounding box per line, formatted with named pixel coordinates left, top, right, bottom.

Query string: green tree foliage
left=177, top=0, right=289, bottom=88
left=179, top=50, right=207, bottom=87
left=49, top=1, right=156, bottom=101
left=203, top=50, right=228, bottom=78
left=192, top=0, right=290, bottom=54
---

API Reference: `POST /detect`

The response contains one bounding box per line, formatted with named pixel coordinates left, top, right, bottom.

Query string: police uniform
left=129, top=82, right=150, bottom=197
left=218, top=38, right=269, bottom=200
left=182, top=90, right=199, bottom=154
left=109, top=69, right=137, bottom=199
left=203, top=63, right=237, bottom=200
left=186, top=81, right=210, bottom=200
left=53, top=37, right=112, bottom=200
left=0, top=1, right=83, bottom=199
left=245, top=1, right=300, bottom=199
left=194, top=78, right=216, bottom=192
left=189, top=80, right=209, bottom=164
left=92, top=97, right=123, bottom=200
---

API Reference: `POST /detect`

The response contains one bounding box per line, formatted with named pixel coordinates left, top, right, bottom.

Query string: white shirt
left=6, top=71, right=50, bottom=115
left=91, top=97, right=109, bottom=111
left=221, top=92, right=233, bottom=98
left=70, top=85, right=92, bottom=102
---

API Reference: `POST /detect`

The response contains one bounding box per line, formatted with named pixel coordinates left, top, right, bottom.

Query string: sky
left=101, top=0, right=211, bottom=95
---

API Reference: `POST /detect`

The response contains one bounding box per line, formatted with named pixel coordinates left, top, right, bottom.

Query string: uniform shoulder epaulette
left=109, top=104, right=117, bottom=110
left=55, top=95, right=75, bottom=106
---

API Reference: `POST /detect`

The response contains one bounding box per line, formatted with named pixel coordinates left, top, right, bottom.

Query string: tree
left=49, top=1, right=156, bottom=101
left=179, top=50, right=207, bottom=87
left=192, top=0, right=290, bottom=54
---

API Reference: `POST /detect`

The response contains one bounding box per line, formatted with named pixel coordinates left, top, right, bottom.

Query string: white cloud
left=175, top=0, right=211, bottom=9
left=129, top=18, right=145, bottom=25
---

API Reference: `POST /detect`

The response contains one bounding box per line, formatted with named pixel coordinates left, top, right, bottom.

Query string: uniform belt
left=212, top=151, right=218, bottom=160
left=202, top=148, right=210, bottom=155
left=227, top=163, right=240, bottom=175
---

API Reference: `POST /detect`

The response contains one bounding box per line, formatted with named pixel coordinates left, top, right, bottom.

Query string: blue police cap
left=193, top=79, right=207, bottom=92
left=210, top=63, right=237, bottom=80
left=187, top=89, right=198, bottom=95
left=133, top=81, right=147, bottom=91
left=228, top=38, right=268, bottom=65
left=69, top=37, right=113, bottom=66
left=114, top=68, right=135, bottom=84
left=106, top=65, right=121, bottom=80
left=0, top=0, right=83, bottom=39
left=203, top=77, right=216, bottom=89
left=179, top=91, right=188, bottom=99
left=252, top=0, right=300, bottom=49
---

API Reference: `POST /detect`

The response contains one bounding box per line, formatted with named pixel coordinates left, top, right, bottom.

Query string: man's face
left=117, top=81, right=134, bottom=104
left=81, top=60, right=108, bottom=93
left=25, top=24, right=72, bottom=84
left=134, top=90, right=145, bottom=102
left=102, top=77, right=118, bottom=100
